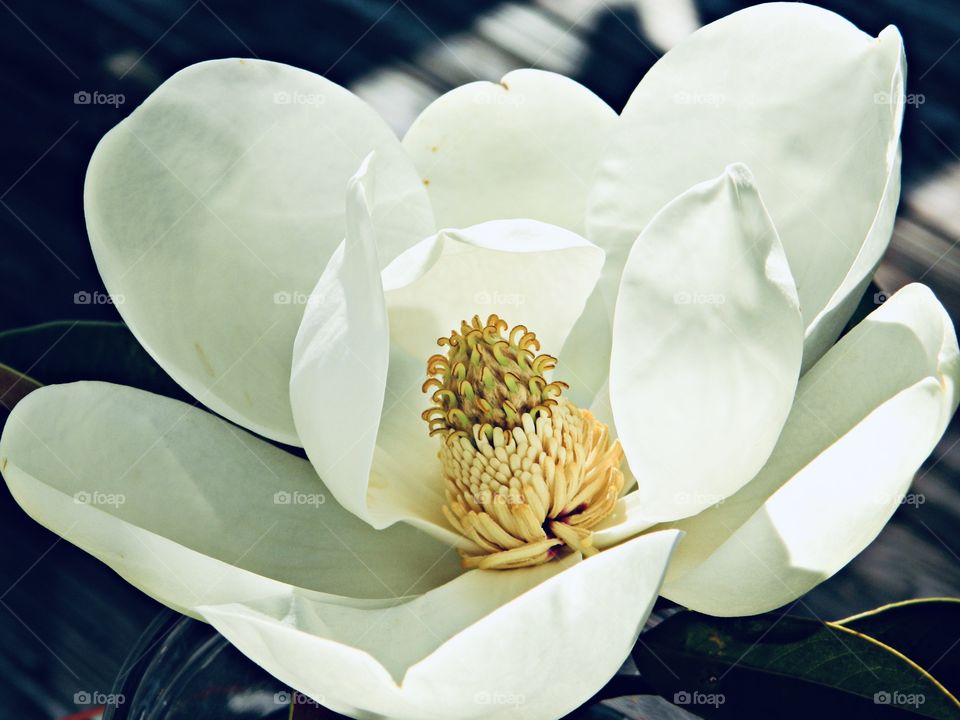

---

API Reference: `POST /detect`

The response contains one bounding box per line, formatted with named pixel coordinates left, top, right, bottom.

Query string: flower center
left=422, top=314, right=624, bottom=570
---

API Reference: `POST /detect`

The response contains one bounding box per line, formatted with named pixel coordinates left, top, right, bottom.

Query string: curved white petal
left=588, top=4, right=905, bottom=369
left=611, top=165, right=802, bottom=522
left=592, top=491, right=658, bottom=549
left=365, top=220, right=604, bottom=543
left=382, top=220, right=604, bottom=360
left=662, top=284, right=960, bottom=616
left=85, top=59, right=433, bottom=444
left=198, top=529, right=681, bottom=720
left=588, top=379, right=638, bottom=495
left=0, top=382, right=460, bottom=618
left=402, top=68, right=616, bottom=235
left=556, top=287, right=613, bottom=408
left=290, top=156, right=394, bottom=538
left=802, top=147, right=903, bottom=371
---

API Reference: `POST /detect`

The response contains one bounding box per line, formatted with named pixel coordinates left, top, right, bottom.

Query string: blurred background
left=1, top=0, right=959, bottom=717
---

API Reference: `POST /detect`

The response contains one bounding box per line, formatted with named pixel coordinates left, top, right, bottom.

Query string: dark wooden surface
left=2, top=1, right=960, bottom=718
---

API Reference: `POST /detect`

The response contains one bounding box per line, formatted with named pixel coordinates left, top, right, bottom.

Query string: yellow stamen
left=423, top=315, right=625, bottom=570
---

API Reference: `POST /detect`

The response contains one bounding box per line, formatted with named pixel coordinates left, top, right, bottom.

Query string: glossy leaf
left=837, top=599, right=960, bottom=699
left=0, top=362, right=41, bottom=412
left=0, top=362, right=42, bottom=430
left=633, top=611, right=959, bottom=719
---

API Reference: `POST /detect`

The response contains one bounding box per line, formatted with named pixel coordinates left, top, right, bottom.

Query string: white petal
left=382, top=220, right=604, bottom=357
left=588, top=4, right=905, bottom=369
left=85, top=59, right=433, bottom=444
left=592, top=491, right=658, bottom=549
left=802, top=146, right=903, bottom=371
left=289, top=156, right=394, bottom=536
left=0, top=382, right=460, bottom=618
left=662, top=284, right=960, bottom=616
left=611, top=165, right=802, bottom=522
left=198, top=529, right=681, bottom=720
left=556, top=287, right=613, bottom=408
left=402, top=68, right=616, bottom=235
left=366, top=220, right=604, bottom=543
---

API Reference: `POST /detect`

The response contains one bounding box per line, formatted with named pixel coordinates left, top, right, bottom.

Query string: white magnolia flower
left=2, top=4, right=958, bottom=719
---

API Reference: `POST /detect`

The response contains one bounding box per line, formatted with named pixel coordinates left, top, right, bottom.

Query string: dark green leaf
left=0, top=320, right=189, bottom=401
left=0, top=362, right=42, bottom=412
left=634, top=611, right=960, bottom=719
left=0, top=362, right=43, bottom=430
left=837, top=599, right=960, bottom=699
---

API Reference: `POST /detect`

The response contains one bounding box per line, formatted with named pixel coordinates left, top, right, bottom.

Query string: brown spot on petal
left=194, top=342, right=216, bottom=378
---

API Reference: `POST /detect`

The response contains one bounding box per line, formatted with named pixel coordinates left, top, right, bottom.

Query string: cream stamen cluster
left=423, top=315, right=625, bottom=570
